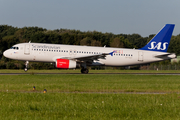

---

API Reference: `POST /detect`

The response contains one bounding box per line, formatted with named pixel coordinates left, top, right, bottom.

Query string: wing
left=74, top=53, right=109, bottom=62
left=60, top=52, right=111, bottom=64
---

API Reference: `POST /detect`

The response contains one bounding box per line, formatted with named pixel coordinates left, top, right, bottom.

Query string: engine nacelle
left=56, top=59, right=76, bottom=69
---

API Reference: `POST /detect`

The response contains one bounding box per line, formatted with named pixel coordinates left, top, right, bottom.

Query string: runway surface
left=1, top=73, right=180, bottom=75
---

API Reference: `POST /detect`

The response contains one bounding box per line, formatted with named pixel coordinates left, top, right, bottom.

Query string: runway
left=1, top=73, right=180, bottom=75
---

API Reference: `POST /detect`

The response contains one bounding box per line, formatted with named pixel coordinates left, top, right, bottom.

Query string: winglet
left=140, top=24, right=175, bottom=52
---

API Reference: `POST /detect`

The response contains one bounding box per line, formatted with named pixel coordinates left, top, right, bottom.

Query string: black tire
left=81, top=68, right=89, bottom=74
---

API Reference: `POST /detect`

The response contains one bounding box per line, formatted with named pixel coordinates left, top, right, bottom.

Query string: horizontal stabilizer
left=154, top=53, right=176, bottom=58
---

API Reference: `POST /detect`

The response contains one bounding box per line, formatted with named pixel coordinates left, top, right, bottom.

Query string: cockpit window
left=10, top=47, right=19, bottom=50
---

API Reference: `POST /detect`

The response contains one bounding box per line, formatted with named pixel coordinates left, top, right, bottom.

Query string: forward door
left=24, top=44, right=30, bottom=55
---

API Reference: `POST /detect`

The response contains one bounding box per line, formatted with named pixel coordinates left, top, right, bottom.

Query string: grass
left=1, top=93, right=180, bottom=120
left=1, top=74, right=180, bottom=93
left=1, top=73, right=180, bottom=119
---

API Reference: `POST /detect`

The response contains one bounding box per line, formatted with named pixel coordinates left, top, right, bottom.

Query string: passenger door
left=24, top=44, right=30, bottom=55
left=138, top=51, right=143, bottom=61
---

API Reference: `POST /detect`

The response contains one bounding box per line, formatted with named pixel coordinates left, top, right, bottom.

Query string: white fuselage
left=3, top=43, right=176, bottom=66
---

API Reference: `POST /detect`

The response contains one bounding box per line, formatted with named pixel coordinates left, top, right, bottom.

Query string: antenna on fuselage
left=29, top=41, right=31, bottom=43
left=104, top=45, right=106, bottom=48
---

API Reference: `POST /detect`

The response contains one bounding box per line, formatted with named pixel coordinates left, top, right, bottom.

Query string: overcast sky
left=0, top=0, right=179, bottom=37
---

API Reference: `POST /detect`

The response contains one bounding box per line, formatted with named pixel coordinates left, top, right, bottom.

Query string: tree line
left=0, top=25, right=180, bottom=69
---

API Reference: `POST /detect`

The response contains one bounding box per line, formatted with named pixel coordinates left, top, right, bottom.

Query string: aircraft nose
left=3, top=50, right=10, bottom=58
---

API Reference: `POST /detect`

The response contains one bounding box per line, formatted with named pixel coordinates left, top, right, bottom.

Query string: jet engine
left=56, top=59, right=76, bottom=69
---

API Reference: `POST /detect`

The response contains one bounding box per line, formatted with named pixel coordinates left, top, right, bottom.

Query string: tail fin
left=140, top=24, right=175, bottom=52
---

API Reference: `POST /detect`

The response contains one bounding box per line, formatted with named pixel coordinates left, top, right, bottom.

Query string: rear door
left=138, top=51, right=143, bottom=61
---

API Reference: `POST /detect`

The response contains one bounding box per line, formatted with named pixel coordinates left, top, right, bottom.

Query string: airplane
left=3, top=24, right=176, bottom=73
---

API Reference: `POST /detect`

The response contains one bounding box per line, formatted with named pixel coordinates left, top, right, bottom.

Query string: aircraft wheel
left=81, top=68, right=89, bottom=74
left=24, top=68, right=28, bottom=72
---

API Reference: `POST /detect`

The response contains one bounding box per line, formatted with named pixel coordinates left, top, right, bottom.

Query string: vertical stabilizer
left=140, top=24, right=175, bottom=52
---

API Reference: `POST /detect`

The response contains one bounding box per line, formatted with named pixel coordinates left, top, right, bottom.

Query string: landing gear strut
left=24, top=61, right=29, bottom=72
left=81, top=68, right=89, bottom=74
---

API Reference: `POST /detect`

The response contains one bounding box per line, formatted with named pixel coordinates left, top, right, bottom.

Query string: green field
left=1, top=72, right=180, bottom=119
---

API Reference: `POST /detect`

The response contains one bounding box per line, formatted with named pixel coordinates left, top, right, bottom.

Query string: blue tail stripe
left=140, top=24, right=175, bottom=52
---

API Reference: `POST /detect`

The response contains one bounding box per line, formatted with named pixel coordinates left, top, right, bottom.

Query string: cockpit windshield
left=10, top=47, right=19, bottom=50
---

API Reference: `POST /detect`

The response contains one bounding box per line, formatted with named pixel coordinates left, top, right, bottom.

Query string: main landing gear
left=81, top=68, right=89, bottom=74
left=80, top=62, right=89, bottom=74
left=24, top=61, right=29, bottom=72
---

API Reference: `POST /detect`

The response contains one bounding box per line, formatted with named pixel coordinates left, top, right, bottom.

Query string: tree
left=80, top=37, right=92, bottom=46
left=168, top=35, right=180, bottom=55
left=110, top=37, right=124, bottom=48
left=91, top=40, right=101, bottom=46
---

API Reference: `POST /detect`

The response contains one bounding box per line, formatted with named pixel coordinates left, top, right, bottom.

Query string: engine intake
left=56, top=59, right=76, bottom=69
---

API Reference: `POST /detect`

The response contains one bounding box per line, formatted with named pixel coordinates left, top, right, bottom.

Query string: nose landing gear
left=24, top=61, right=29, bottom=72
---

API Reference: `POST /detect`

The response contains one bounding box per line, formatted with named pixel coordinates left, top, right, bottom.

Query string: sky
left=0, top=0, right=180, bottom=37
